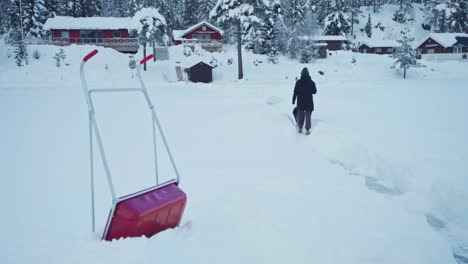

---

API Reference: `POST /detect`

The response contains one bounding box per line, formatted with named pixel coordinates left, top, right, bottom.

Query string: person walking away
left=292, top=67, right=317, bottom=135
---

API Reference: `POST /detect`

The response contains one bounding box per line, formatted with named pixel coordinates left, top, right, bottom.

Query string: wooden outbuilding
left=313, top=35, right=348, bottom=50
left=358, top=40, right=400, bottom=55
left=415, top=33, right=468, bottom=60
left=186, top=61, right=213, bottom=83
left=43, top=16, right=138, bottom=53
left=298, top=35, right=348, bottom=53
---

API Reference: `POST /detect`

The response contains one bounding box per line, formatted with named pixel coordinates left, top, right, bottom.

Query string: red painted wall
left=359, top=44, right=395, bottom=54
left=417, top=38, right=448, bottom=54
left=182, top=25, right=223, bottom=41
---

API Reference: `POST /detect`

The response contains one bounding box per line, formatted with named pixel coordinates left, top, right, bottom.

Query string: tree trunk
left=351, top=13, right=354, bottom=37
left=403, top=68, right=406, bottom=79
left=152, top=41, right=156, bottom=61
left=143, top=43, right=147, bottom=71
left=237, top=20, right=243, bottom=80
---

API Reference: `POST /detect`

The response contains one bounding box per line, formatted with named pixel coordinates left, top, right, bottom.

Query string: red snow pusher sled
left=80, top=50, right=187, bottom=241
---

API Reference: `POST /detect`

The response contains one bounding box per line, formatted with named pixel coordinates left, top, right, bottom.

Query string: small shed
left=186, top=61, right=213, bottom=83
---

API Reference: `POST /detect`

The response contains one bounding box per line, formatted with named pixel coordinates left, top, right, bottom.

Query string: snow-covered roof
left=43, top=16, right=133, bottom=30
left=178, top=58, right=213, bottom=69
left=360, top=40, right=401, bottom=48
left=298, top=35, right=347, bottom=42
left=172, top=30, right=186, bottom=41
left=315, top=35, right=348, bottom=41
left=173, top=21, right=224, bottom=41
left=415, top=33, right=468, bottom=48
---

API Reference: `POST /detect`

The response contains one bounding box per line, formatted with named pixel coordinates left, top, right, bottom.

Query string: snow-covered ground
left=1, top=42, right=468, bottom=264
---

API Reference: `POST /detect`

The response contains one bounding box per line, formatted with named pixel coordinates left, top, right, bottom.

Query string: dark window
left=192, top=33, right=211, bottom=40
left=80, top=31, right=103, bottom=43
left=113, top=31, right=121, bottom=38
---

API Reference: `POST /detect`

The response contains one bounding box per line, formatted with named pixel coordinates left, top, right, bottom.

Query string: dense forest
left=1, top=0, right=467, bottom=67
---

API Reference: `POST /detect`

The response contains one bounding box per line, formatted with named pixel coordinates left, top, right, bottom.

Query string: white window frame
left=375, top=48, right=382, bottom=53
left=454, top=46, right=462, bottom=53
left=60, top=31, right=70, bottom=39
left=192, top=33, right=211, bottom=40
left=427, top=49, right=435, bottom=54
left=387, top=48, right=394, bottom=53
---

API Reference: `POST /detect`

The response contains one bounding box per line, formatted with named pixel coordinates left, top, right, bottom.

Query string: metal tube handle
left=83, top=49, right=98, bottom=62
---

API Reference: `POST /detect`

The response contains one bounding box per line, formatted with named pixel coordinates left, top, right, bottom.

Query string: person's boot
left=305, top=130, right=311, bottom=135
left=298, top=128, right=303, bottom=134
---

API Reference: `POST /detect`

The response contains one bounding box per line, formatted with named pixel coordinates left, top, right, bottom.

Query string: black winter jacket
left=292, top=76, right=317, bottom=111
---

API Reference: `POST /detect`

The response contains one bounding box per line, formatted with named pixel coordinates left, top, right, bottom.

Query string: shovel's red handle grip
left=140, top=54, right=154, bottom=64
left=83, top=49, right=98, bottom=62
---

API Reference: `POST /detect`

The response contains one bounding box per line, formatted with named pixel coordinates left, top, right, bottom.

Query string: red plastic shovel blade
left=103, top=184, right=187, bottom=241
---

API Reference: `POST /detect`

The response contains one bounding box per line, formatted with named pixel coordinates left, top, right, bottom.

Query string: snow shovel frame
left=79, top=49, right=181, bottom=239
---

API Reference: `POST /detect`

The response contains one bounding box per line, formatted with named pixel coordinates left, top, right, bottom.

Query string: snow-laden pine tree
left=197, top=0, right=216, bottom=22
left=323, top=0, right=350, bottom=36
left=126, top=0, right=140, bottom=17
left=391, top=29, right=422, bottom=79
left=289, top=0, right=305, bottom=27
left=447, top=0, right=468, bottom=32
left=315, top=0, right=332, bottom=25
left=44, top=0, right=66, bottom=17
left=183, top=0, right=198, bottom=27
left=134, top=7, right=168, bottom=70
left=256, top=0, right=282, bottom=60
left=426, top=0, right=456, bottom=33
left=0, top=0, right=13, bottom=34
left=349, top=0, right=362, bottom=37
left=365, top=13, right=372, bottom=38
left=8, top=0, right=29, bottom=66
left=68, top=0, right=103, bottom=17
left=393, top=0, right=413, bottom=24
left=210, top=0, right=260, bottom=79
left=23, top=0, right=47, bottom=37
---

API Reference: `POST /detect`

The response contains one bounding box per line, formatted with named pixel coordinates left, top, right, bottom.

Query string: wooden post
left=237, top=20, right=243, bottom=80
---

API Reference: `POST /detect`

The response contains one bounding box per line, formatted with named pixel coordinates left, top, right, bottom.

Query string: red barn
left=415, top=33, right=468, bottom=60
left=43, top=16, right=138, bottom=53
left=173, top=21, right=223, bottom=52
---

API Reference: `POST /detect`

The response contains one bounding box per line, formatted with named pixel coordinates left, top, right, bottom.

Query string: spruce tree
left=323, top=0, right=350, bottom=36
left=197, top=0, right=216, bottom=22
left=349, top=0, right=362, bottom=37
left=182, top=0, right=198, bottom=27
left=448, top=0, right=468, bottom=32
left=134, top=7, right=168, bottom=70
left=391, top=29, right=422, bottom=79
left=290, top=0, right=305, bottom=27
left=210, top=0, right=258, bottom=79
left=365, top=13, right=372, bottom=38
left=256, top=0, right=281, bottom=57
left=9, top=0, right=29, bottom=66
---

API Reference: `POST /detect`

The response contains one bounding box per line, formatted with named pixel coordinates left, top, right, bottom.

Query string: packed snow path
left=1, top=45, right=467, bottom=264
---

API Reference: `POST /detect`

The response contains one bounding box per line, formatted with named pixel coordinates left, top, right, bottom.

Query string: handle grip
left=83, top=49, right=98, bottom=62
left=140, top=54, right=154, bottom=64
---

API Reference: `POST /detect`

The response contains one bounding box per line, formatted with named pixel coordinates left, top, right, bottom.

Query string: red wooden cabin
left=415, top=33, right=468, bottom=60
left=358, top=40, right=400, bottom=55
left=43, top=16, right=138, bottom=53
left=173, top=21, right=223, bottom=52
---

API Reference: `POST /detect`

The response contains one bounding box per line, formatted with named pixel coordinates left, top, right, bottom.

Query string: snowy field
left=1, top=43, right=468, bottom=264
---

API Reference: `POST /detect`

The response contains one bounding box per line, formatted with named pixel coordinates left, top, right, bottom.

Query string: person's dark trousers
left=297, top=110, right=312, bottom=130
